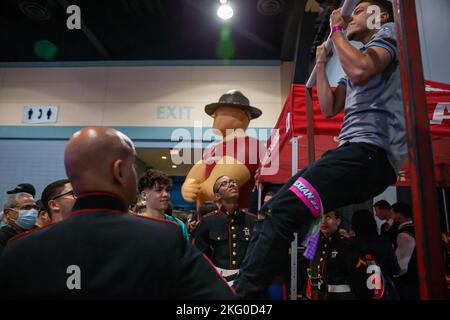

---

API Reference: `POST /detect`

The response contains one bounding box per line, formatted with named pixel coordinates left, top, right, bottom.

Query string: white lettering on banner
left=430, top=103, right=450, bottom=125
left=286, top=112, right=291, bottom=133
left=260, top=129, right=280, bottom=175
left=426, top=85, right=450, bottom=93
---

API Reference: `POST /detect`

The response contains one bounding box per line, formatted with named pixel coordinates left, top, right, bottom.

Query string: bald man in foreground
left=0, top=127, right=235, bottom=299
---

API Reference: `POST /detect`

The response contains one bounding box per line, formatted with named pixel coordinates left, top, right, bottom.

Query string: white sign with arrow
left=22, top=106, right=59, bottom=124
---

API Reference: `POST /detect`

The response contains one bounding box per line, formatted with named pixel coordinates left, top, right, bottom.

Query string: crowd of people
left=305, top=202, right=422, bottom=300
left=0, top=0, right=449, bottom=300
left=0, top=127, right=235, bottom=299
left=0, top=144, right=449, bottom=300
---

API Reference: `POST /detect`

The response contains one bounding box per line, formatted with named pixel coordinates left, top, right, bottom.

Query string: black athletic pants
left=235, top=142, right=397, bottom=299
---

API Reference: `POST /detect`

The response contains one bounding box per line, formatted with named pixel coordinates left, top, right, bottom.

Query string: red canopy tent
left=263, top=0, right=448, bottom=299
left=259, top=80, right=450, bottom=187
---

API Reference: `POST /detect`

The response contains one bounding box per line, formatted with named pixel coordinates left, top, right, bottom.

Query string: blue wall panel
left=0, top=140, right=68, bottom=206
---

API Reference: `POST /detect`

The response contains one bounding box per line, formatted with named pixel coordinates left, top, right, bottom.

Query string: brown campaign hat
left=205, top=90, right=262, bottom=120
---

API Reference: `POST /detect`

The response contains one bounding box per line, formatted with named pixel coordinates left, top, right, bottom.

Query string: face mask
left=15, top=209, right=38, bottom=230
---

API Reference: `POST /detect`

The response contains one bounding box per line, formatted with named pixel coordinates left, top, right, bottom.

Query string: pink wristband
left=332, top=25, right=344, bottom=34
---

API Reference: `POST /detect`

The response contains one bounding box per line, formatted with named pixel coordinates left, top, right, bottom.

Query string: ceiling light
left=172, top=165, right=177, bottom=169
left=217, top=1, right=234, bottom=20
left=161, top=156, right=167, bottom=160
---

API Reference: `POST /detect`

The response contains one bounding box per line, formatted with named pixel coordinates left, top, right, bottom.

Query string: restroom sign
left=22, top=106, right=59, bottom=123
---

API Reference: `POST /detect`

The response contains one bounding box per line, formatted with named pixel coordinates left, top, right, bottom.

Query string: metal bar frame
left=290, top=136, right=299, bottom=300
left=298, top=0, right=448, bottom=299
left=392, top=0, right=447, bottom=299
left=305, top=87, right=316, bottom=163
left=443, top=188, right=449, bottom=234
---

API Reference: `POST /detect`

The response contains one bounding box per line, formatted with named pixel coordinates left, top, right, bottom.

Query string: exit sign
left=156, top=106, right=194, bottom=120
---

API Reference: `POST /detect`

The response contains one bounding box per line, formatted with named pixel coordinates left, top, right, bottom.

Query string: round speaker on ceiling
left=257, top=0, right=285, bottom=16
left=18, top=1, right=51, bottom=21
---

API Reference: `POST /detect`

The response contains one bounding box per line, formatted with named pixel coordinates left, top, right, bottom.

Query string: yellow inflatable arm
left=181, top=160, right=206, bottom=203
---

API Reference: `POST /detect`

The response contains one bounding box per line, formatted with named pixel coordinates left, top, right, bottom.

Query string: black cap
left=6, top=183, right=36, bottom=197
left=205, top=90, right=262, bottom=120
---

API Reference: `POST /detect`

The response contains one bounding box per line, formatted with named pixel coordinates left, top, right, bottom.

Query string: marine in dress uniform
left=307, top=212, right=370, bottom=300
left=201, top=134, right=262, bottom=209
left=193, top=206, right=256, bottom=284
left=0, top=193, right=235, bottom=299
left=0, top=126, right=235, bottom=300
left=307, top=232, right=371, bottom=300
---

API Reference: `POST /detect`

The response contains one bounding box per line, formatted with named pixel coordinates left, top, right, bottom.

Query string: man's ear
left=4, top=208, right=17, bottom=225
left=42, top=212, right=51, bottom=223
left=214, top=193, right=221, bottom=202
left=113, top=159, right=124, bottom=183
left=140, top=191, right=147, bottom=200
left=48, top=199, right=59, bottom=213
left=3, top=208, right=12, bottom=218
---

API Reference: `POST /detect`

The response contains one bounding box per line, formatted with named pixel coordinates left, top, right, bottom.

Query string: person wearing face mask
left=136, top=169, right=189, bottom=240
left=193, top=175, right=256, bottom=286
left=0, top=192, right=38, bottom=255
left=1, top=183, right=36, bottom=228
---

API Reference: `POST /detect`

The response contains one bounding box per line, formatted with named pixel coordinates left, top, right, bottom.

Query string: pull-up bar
left=305, top=0, right=360, bottom=88
left=392, top=0, right=447, bottom=299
